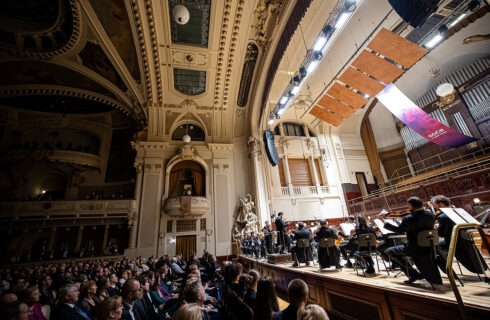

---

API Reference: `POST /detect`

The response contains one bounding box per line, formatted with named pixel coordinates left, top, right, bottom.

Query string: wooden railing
left=2, top=255, right=125, bottom=268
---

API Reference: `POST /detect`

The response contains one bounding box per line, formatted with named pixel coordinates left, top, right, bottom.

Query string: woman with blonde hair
left=79, top=280, right=100, bottom=319
left=95, top=296, right=123, bottom=320
left=172, top=303, right=202, bottom=320
left=297, top=304, right=329, bottom=320
left=19, top=285, right=47, bottom=320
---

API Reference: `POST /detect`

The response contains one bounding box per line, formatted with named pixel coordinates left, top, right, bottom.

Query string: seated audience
left=172, top=303, right=202, bottom=320
left=95, top=296, right=123, bottom=320
left=254, top=276, right=279, bottom=320
left=273, top=279, right=309, bottom=320
left=297, top=304, right=329, bottom=320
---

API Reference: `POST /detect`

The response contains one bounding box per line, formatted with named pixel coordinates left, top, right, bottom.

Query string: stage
left=238, top=255, right=490, bottom=320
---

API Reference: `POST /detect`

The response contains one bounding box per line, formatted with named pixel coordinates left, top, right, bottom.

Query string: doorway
left=176, top=235, right=196, bottom=261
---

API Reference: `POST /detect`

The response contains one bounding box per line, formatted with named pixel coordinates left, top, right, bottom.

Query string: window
left=282, top=122, right=305, bottom=137
left=173, top=68, right=206, bottom=95
left=172, top=124, right=205, bottom=141
left=176, top=219, right=197, bottom=232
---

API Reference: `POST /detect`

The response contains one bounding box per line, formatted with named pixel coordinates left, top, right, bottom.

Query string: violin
left=378, top=210, right=410, bottom=219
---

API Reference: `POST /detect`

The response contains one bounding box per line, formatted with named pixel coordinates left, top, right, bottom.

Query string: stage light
left=299, top=66, right=307, bottom=78
left=474, top=198, right=481, bottom=204
left=449, top=13, right=466, bottom=27
left=279, top=96, right=288, bottom=105
left=291, top=85, right=301, bottom=96
left=345, top=0, right=357, bottom=12
left=438, top=25, right=448, bottom=35
left=268, top=118, right=274, bottom=125
left=277, top=108, right=286, bottom=115
left=335, top=12, right=350, bottom=29
left=292, top=74, right=302, bottom=85
left=425, top=34, right=443, bottom=48
left=306, top=60, right=319, bottom=73
left=314, top=51, right=323, bottom=60
left=313, top=36, right=327, bottom=51
left=364, top=94, right=370, bottom=99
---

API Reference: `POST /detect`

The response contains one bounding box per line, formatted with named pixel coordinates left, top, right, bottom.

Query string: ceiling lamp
left=183, top=134, right=191, bottom=143
left=436, top=83, right=454, bottom=97
left=172, top=5, right=190, bottom=25
left=345, top=0, right=357, bottom=12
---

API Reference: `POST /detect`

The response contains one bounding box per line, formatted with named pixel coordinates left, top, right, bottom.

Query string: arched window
left=283, top=122, right=305, bottom=137
left=168, top=160, right=205, bottom=197
left=172, top=124, right=205, bottom=141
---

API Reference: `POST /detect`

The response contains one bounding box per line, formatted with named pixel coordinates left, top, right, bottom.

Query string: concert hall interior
left=0, top=0, right=489, bottom=320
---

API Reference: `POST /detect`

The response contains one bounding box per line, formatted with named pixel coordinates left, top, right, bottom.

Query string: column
left=128, top=163, right=143, bottom=249
left=248, top=137, right=270, bottom=227
left=102, top=225, right=110, bottom=250
left=309, top=155, right=320, bottom=193
left=74, top=226, right=84, bottom=253
left=282, top=154, right=293, bottom=194
left=47, top=227, right=57, bottom=251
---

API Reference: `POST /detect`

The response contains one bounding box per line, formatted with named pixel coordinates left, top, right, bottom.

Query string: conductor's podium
left=267, top=253, right=292, bottom=264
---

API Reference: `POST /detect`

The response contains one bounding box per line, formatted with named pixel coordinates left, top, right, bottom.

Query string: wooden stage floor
left=239, top=255, right=490, bottom=320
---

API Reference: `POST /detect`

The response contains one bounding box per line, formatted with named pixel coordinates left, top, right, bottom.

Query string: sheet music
left=440, top=208, right=480, bottom=225
left=374, top=219, right=394, bottom=235
left=340, top=223, right=356, bottom=236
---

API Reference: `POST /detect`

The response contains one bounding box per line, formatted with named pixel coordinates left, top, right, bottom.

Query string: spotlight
left=278, top=108, right=286, bottom=115
left=279, top=96, right=288, bottom=105
left=335, top=12, right=350, bottom=28
left=438, top=25, right=448, bottom=35
left=268, top=118, right=274, bottom=125
left=449, top=13, right=466, bottom=27
left=314, top=51, right=323, bottom=60
left=345, top=0, right=357, bottom=12
left=313, top=36, right=327, bottom=51
left=292, top=74, right=302, bottom=85
left=306, top=60, right=319, bottom=73
left=322, top=25, right=334, bottom=36
left=468, top=0, right=481, bottom=12
left=474, top=198, right=481, bottom=204
left=299, top=66, right=307, bottom=78
left=290, top=85, right=301, bottom=96
left=425, top=34, right=443, bottom=48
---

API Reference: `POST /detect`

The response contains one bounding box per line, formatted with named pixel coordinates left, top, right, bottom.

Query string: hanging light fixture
left=172, top=4, right=190, bottom=25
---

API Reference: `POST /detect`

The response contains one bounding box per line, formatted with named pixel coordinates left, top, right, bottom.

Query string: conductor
left=275, top=212, right=289, bottom=254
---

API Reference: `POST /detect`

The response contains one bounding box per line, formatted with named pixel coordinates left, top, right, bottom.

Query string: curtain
left=176, top=235, right=196, bottom=261
left=169, top=171, right=181, bottom=196
left=192, top=169, right=204, bottom=196
left=360, top=117, right=385, bottom=188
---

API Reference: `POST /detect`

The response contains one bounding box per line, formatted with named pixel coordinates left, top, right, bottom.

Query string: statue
left=231, top=194, right=259, bottom=250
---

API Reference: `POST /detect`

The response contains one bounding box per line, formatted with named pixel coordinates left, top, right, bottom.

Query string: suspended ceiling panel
left=310, top=105, right=344, bottom=127
left=351, top=50, right=405, bottom=84
left=317, top=95, right=356, bottom=118
left=338, top=67, right=386, bottom=97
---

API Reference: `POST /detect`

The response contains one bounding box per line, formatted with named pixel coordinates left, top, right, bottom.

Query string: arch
left=167, top=160, right=205, bottom=197
left=172, top=123, right=205, bottom=141
left=169, top=112, right=209, bottom=138
left=274, top=120, right=318, bottom=137
left=163, top=153, right=209, bottom=200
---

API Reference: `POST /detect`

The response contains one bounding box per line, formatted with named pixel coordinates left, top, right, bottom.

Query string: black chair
left=295, top=239, right=313, bottom=267
left=416, top=229, right=439, bottom=290
left=455, top=229, right=486, bottom=283
left=318, top=238, right=340, bottom=271
left=354, top=234, right=389, bottom=277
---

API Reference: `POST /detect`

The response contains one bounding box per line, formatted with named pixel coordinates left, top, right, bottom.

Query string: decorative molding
left=0, top=0, right=83, bottom=58
left=221, top=0, right=245, bottom=109
left=130, top=0, right=153, bottom=106
left=143, top=0, right=163, bottom=105
left=208, top=143, right=233, bottom=151
left=170, top=49, right=208, bottom=67
left=0, top=85, right=135, bottom=118
left=131, top=141, right=169, bottom=152
left=252, top=0, right=283, bottom=48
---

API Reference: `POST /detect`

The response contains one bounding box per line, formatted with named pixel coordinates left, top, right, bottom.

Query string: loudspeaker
left=263, top=130, right=280, bottom=166
left=388, top=0, right=439, bottom=28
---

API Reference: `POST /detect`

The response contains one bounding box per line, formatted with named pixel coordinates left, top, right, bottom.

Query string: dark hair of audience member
left=244, top=270, right=260, bottom=290
left=0, top=301, right=29, bottom=320
left=18, top=285, right=39, bottom=306
left=95, top=296, right=123, bottom=320
left=254, top=276, right=279, bottom=320
left=288, top=279, right=308, bottom=307
left=224, top=262, right=242, bottom=285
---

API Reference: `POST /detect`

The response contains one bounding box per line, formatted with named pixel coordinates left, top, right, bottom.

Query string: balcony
left=0, top=199, right=136, bottom=220
left=163, top=196, right=210, bottom=217
left=280, top=186, right=330, bottom=197
left=3, top=149, right=102, bottom=169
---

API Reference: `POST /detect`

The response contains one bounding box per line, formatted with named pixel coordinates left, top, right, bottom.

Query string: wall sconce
left=206, top=229, right=213, bottom=236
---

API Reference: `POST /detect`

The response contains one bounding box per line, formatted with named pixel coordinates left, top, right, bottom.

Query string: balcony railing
left=280, top=186, right=330, bottom=197
left=4, top=149, right=102, bottom=169
left=0, top=199, right=136, bottom=219
left=164, top=196, right=211, bottom=216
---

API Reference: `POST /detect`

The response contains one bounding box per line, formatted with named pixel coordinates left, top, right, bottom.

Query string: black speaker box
left=388, top=0, right=439, bottom=28
left=263, top=130, right=280, bottom=166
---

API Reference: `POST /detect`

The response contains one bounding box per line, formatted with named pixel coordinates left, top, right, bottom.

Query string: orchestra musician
left=291, top=222, right=313, bottom=267
left=353, top=216, right=376, bottom=274
left=242, top=233, right=252, bottom=255
left=338, top=216, right=357, bottom=268
left=250, top=232, right=261, bottom=258
left=262, top=221, right=274, bottom=254
left=383, top=197, right=442, bottom=285
left=315, top=220, right=341, bottom=269
left=275, top=212, right=289, bottom=254
left=432, top=195, right=488, bottom=275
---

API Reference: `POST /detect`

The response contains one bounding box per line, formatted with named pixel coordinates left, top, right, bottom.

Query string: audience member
left=79, top=280, right=100, bottom=319
left=19, top=286, right=47, bottom=320
left=121, top=279, right=146, bottom=320
left=297, top=304, right=329, bottom=320
left=172, top=303, right=202, bottom=320
left=53, top=284, right=89, bottom=320
left=243, top=270, right=259, bottom=310
left=273, top=279, right=309, bottom=320
left=254, top=276, right=279, bottom=320
left=95, top=296, right=123, bottom=320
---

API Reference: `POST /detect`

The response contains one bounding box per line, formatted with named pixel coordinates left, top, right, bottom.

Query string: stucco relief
left=231, top=194, right=259, bottom=245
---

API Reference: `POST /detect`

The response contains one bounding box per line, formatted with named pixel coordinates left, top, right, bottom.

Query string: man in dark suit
left=53, top=284, right=91, bottom=320
left=384, top=197, right=442, bottom=285
left=262, top=220, right=273, bottom=254
left=107, top=273, right=120, bottom=297
left=121, top=279, right=148, bottom=320
left=273, top=279, right=308, bottom=320
left=315, top=220, right=341, bottom=269
left=290, top=222, right=313, bottom=267
left=275, top=212, right=289, bottom=254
